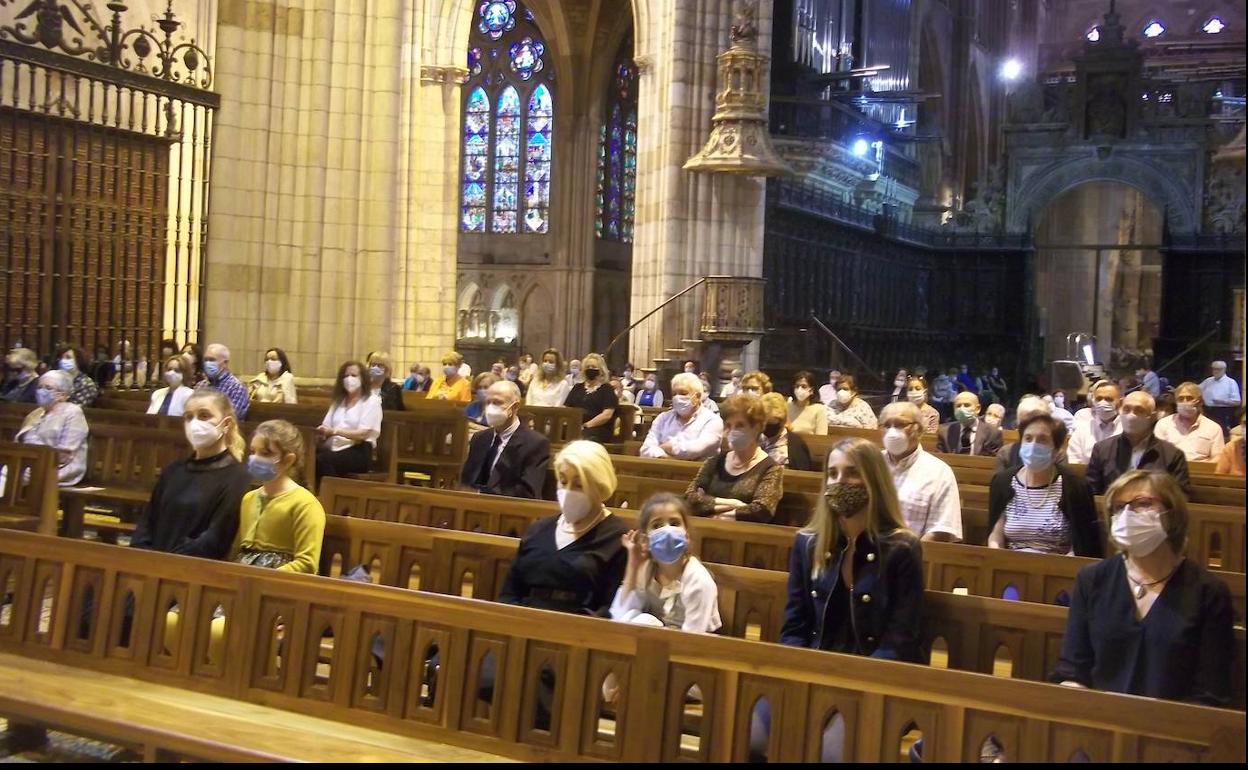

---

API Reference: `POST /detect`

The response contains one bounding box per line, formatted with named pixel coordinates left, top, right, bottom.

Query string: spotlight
left=851, top=138, right=870, bottom=157
left=999, top=58, right=1023, bottom=81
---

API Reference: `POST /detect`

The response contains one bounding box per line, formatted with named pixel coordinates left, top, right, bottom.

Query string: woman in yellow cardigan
left=427, top=351, right=473, bottom=404
left=232, top=419, right=326, bottom=573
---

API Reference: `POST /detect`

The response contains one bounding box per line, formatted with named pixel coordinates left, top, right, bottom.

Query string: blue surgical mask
left=648, top=526, right=688, bottom=564
left=35, top=388, right=58, bottom=408
left=59, top=358, right=77, bottom=373
left=247, top=455, right=279, bottom=482
left=204, top=360, right=221, bottom=379
left=369, top=365, right=385, bottom=378
left=1019, top=442, right=1053, bottom=471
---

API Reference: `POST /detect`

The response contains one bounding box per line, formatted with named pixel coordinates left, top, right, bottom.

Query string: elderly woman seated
left=16, top=370, right=90, bottom=485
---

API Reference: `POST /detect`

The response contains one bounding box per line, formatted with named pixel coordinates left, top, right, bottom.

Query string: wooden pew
left=0, top=442, right=59, bottom=535
left=516, top=405, right=583, bottom=447
left=317, top=516, right=1248, bottom=709
left=1, top=531, right=1241, bottom=762
left=316, top=479, right=1246, bottom=623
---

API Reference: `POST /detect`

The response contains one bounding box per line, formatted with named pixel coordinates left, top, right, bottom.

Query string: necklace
left=1124, top=554, right=1183, bottom=599
left=1016, top=472, right=1058, bottom=511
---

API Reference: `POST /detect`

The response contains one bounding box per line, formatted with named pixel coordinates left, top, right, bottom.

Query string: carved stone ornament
left=684, top=2, right=791, bottom=176
left=421, top=65, right=470, bottom=85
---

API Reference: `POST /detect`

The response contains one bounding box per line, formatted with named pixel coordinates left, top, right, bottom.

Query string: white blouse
left=526, top=377, right=571, bottom=407
left=146, top=385, right=195, bottom=417
left=610, top=556, right=722, bottom=633
left=321, top=394, right=383, bottom=451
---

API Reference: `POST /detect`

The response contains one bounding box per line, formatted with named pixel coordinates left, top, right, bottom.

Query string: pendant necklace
left=1124, top=554, right=1183, bottom=599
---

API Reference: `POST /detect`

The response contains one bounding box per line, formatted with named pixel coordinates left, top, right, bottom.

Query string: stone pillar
left=207, top=0, right=456, bottom=379
left=627, top=0, right=772, bottom=371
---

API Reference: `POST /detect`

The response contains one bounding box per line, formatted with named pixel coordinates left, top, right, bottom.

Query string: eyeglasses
left=880, top=421, right=917, bottom=430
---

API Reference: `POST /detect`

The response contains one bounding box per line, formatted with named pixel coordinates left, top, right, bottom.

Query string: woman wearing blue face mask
left=366, top=351, right=404, bottom=411
left=610, top=493, right=721, bottom=633
left=463, top=372, right=500, bottom=434
left=15, top=370, right=90, bottom=485
left=636, top=375, right=664, bottom=408
left=55, top=346, right=99, bottom=407
left=232, top=420, right=325, bottom=574
left=987, top=414, right=1102, bottom=557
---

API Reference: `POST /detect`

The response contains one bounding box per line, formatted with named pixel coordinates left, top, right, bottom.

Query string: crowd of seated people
left=3, top=336, right=1242, bottom=737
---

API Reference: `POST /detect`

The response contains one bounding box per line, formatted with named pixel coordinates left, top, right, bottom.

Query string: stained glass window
left=595, top=38, right=638, bottom=243
left=460, top=0, right=554, bottom=234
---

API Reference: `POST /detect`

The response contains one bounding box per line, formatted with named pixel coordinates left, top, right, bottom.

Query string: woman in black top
left=367, top=351, right=405, bottom=411
left=754, top=436, right=924, bottom=761
left=563, top=353, right=618, bottom=443
left=499, top=440, right=628, bottom=614
left=987, top=414, right=1103, bottom=557
left=1052, top=470, right=1233, bottom=706
left=758, top=392, right=813, bottom=471
left=686, top=395, right=784, bottom=523
left=131, top=390, right=250, bottom=558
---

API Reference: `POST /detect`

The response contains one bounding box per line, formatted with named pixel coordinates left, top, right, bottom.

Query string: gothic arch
left=1007, top=153, right=1198, bottom=234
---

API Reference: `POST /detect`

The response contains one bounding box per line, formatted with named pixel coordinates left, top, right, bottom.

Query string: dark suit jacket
left=460, top=422, right=551, bottom=500
left=937, top=418, right=1003, bottom=457
left=1084, top=433, right=1190, bottom=497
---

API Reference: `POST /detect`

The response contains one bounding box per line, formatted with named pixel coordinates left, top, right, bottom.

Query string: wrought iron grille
left=0, top=0, right=217, bottom=385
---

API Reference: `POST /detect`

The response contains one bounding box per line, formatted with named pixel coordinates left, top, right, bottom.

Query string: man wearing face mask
left=1084, top=391, right=1190, bottom=497
left=640, top=373, right=723, bottom=460
left=1200, top=360, right=1241, bottom=436
left=1154, top=382, right=1225, bottom=462
left=15, top=371, right=90, bottom=485
left=879, top=402, right=962, bottom=542
left=937, top=392, right=1003, bottom=457
left=460, top=381, right=550, bottom=499
left=1135, top=361, right=1161, bottom=398
left=1067, top=380, right=1123, bottom=465
left=720, top=369, right=744, bottom=399
left=196, top=343, right=251, bottom=420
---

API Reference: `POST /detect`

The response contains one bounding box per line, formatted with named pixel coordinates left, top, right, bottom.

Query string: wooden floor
left=0, top=653, right=515, bottom=763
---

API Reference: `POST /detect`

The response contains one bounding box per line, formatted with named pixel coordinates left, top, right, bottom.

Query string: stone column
left=627, top=0, right=772, bottom=371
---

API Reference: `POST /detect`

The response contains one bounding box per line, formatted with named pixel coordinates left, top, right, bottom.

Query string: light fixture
left=1082, top=344, right=1095, bottom=366
left=999, top=58, right=1023, bottom=81
left=1086, top=26, right=1100, bottom=42
left=1143, top=20, right=1165, bottom=38
left=851, top=138, right=871, bottom=157
left=1202, top=17, right=1225, bottom=35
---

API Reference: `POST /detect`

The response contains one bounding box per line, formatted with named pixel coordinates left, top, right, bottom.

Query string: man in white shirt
left=1068, top=380, right=1122, bottom=464
left=1200, top=360, right=1241, bottom=436
left=1043, top=393, right=1075, bottom=432
left=879, top=402, right=962, bottom=542
left=817, top=369, right=843, bottom=408
left=719, top=369, right=743, bottom=399
left=640, top=373, right=724, bottom=460
left=1154, top=382, right=1225, bottom=462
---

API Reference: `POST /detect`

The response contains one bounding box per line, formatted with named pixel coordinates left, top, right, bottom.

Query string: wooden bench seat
left=1, top=531, right=1242, bottom=762
left=317, top=478, right=1246, bottom=621
left=0, top=652, right=511, bottom=762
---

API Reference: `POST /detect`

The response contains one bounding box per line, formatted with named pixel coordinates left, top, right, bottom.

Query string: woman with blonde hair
left=367, top=350, right=405, bottom=411
left=564, top=352, right=618, bottom=443
left=753, top=437, right=924, bottom=762
left=131, top=389, right=250, bottom=558
left=147, top=355, right=196, bottom=416
left=1053, top=470, right=1233, bottom=706
left=427, top=351, right=472, bottom=403
left=232, top=420, right=325, bottom=574
left=759, top=392, right=813, bottom=471
left=780, top=436, right=924, bottom=659
left=526, top=347, right=572, bottom=406
left=499, top=439, right=629, bottom=615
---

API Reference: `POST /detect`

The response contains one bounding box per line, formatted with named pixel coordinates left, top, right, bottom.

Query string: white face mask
left=543, top=362, right=557, bottom=375
left=794, top=386, right=811, bottom=402
left=343, top=375, right=362, bottom=393
left=164, top=370, right=184, bottom=388
left=1120, top=413, right=1151, bottom=436
left=836, top=389, right=853, bottom=405
left=883, top=427, right=910, bottom=456
left=672, top=394, right=694, bottom=416
left=1111, top=506, right=1168, bottom=556
left=185, top=418, right=224, bottom=451
left=484, top=403, right=511, bottom=429
left=1094, top=401, right=1118, bottom=421
left=557, top=488, right=593, bottom=524
left=984, top=414, right=1002, bottom=427
left=266, top=360, right=282, bottom=374
left=1053, top=395, right=1065, bottom=408
left=907, top=390, right=926, bottom=404
left=727, top=428, right=755, bottom=451
left=1176, top=403, right=1198, bottom=419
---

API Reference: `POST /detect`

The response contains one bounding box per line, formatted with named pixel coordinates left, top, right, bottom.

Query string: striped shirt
left=1003, top=474, right=1069, bottom=554
left=197, top=370, right=250, bottom=419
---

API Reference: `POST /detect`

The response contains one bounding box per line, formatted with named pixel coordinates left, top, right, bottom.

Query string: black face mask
left=762, top=421, right=783, bottom=439
left=584, top=368, right=601, bottom=380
